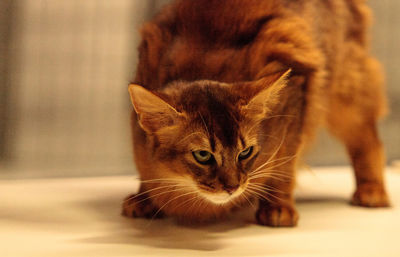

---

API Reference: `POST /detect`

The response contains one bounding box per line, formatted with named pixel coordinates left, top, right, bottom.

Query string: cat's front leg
left=256, top=200, right=298, bottom=227
left=254, top=160, right=298, bottom=227
left=122, top=184, right=164, bottom=219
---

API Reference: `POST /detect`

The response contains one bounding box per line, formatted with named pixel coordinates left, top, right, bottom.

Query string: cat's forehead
left=176, top=81, right=243, bottom=149
left=175, top=81, right=237, bottom=104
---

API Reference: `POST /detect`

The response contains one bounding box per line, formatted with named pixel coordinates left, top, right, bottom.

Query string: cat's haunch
left=123, top=0, right=390, bottom=226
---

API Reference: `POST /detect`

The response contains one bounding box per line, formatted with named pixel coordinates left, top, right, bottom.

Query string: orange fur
left=123, top=0, right=389, bottom=226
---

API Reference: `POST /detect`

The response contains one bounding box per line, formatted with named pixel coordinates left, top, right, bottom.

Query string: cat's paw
left=351, top=183, right=390, bottom=207
left=122, top=193, right=164, bottom=219
left=256, top=204, right=299, bottom=227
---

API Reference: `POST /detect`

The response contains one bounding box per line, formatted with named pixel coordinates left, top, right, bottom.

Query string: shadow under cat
left=74, top=191, right=351, bottom=252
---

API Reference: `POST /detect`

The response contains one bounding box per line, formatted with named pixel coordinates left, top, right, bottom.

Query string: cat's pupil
left=199, top=151, right=208, bottom=157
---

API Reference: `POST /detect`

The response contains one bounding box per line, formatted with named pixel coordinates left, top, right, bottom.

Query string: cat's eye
left=192, top=150, right=214, bottom=165
left=239, top=146, right=253, bottom=160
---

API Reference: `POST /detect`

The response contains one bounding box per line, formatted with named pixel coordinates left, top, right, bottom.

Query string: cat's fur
left=122, top=0, right=389, bottom=226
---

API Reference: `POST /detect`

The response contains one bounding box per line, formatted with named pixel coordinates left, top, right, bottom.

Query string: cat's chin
left=198, top=187, right=245, bottom=205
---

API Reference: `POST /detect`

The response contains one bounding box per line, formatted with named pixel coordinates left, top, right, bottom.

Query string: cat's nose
left=223, top=184, right=239, bottom=195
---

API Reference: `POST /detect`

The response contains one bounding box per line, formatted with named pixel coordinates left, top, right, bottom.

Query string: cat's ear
left=242, top=69, right=291, bottom=117
left=128, top=84, right=183, bottom=133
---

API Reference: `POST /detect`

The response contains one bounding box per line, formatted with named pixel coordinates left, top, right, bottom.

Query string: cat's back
left=169, top=0, right=369, bottom=44
left=136, top=0, right=372, bottom=88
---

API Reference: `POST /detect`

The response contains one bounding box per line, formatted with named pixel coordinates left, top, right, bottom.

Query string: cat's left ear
left=242, top=69, right=291, bottom=117
left=128, top=84, right=183, bottom=133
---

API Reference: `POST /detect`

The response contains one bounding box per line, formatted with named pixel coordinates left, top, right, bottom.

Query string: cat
left=122, top=0, right=390, bottom=226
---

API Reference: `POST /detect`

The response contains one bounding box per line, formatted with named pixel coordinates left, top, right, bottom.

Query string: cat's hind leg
left=327, top=54, right=390, bottom=207
left=329, top=119, right=389, bottom=207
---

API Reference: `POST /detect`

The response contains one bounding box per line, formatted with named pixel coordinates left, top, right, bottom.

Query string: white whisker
left=249, top=169, right=294, bottom=179
left=241, top=191, right=256, bottom=209
left=247, top=185, right=284, bottom=204
left=139, top=177, right=188, bottom=183
left=264, top=114, right=296, bottom=120
left=176, top=132, right=206, bottom=145
left=124, top=184, right=179, bottom=203
left=262, top=155, right=297, bottom=171
left=249, top=183, right=285, bottom=194
left=246, top=188, right=274, bottom=204
left=249, top=155, right=295, bottom=175
left=132, top=186, right=192, bottom=206
left=184, top=196, right=203, bottom=216
left=147, top=191, right=198, bottom=226
left=249, top=129, right=288, bottom=175
left=198, top=112, right=210, bottom=137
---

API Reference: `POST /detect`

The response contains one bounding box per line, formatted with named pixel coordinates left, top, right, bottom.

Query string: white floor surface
left=1, top=167, right=399, bottom=257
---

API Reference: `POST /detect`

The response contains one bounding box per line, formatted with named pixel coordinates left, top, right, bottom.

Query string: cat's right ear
left=128, top=84, right=183, bottom=133
left=241, top=69, right=291, bottom=118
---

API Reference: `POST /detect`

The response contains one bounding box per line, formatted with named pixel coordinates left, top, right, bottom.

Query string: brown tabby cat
left=122, top=0, right=390, bottom=226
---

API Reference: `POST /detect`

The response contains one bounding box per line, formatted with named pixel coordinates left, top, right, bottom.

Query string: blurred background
left=0, top=0, right=399, bottom=179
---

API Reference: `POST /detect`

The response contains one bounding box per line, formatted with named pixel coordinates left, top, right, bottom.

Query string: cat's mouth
left=199, top=189, right=244, bottom=204
left=197, top=181, right=248, bottom=205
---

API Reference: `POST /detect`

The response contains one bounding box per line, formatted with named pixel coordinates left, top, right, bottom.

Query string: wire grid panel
left=9, top=0, right=149, bottom=175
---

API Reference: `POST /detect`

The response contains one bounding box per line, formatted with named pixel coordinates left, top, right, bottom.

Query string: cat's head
left=129, top=70, right=290, bottom=205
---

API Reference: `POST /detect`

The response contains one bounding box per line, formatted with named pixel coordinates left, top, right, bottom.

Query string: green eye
left=239, top=146, right=253, bottom=160
left=192, top=150, right=214, bottom=165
